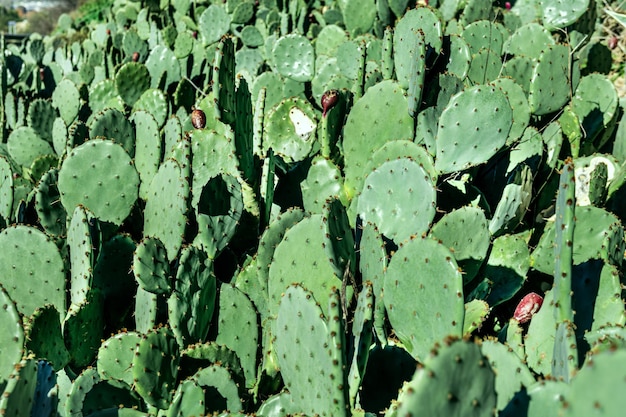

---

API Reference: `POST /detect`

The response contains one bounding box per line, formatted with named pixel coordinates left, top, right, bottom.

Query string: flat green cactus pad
left=58, top=139, right=139, bottom=225
left=383, top=236, right=464, bottom=361
left=0, top=225, right=66, bottom=319
left=435, top=84, right=513, bottom=174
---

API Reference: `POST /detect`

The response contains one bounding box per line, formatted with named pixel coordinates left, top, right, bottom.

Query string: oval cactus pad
left=58, top=139, right=139, bottom=225
left=264, top=97, right=317, bottom=163
left=357, top=158, right=436, bottom=244
left=435, top=84, right=512, bottom=174
left=383, top=236, right=464, bottom=361
left=0, top=225, right=66, bottom=318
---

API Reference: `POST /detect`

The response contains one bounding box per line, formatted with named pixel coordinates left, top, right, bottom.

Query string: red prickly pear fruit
left=513, top=292, right=543, bottom=324
left=608, top=36, right=619, bottom=50
left=321, top=90, right=339, bottom=118
left=505, top=2, right=511, bottom=10
left=191, top=109, right=206, bottom=129
left=132, top=52, right=139, bottom=62
left=192, top=31, right=198, bottom=39
left=106, top=29, right=111, bottom=35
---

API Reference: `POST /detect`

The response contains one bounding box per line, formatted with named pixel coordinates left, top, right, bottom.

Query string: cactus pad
left=0, top=283, right=24, bottom=382
left=390, top=339, right=496, bottom=417
left=383, top=236, right=464, bottom=361
left=435, top=84, right=513, bottom=174
left=264, top=97, right=318, bottom=163
left=358, top=158, right=436, bottom=244
left=58, top=139, right=139, bottom=225
left=132, top=326, right=180, bottom=409
left=143, top=159, right=189, bottom=261
left=272, top=34, right=315, bottom=82
left=273, top=285, right=347, bottom=416
left=0, top=225, right=65, bottom=318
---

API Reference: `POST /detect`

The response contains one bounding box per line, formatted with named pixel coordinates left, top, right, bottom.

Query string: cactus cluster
left=1, top=0, right=626, bottom=415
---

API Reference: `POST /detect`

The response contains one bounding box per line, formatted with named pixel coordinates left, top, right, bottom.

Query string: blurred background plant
left=0, top=0, right=112, bottom=35
left=602, top=1, right=626, bottom=96
left=0, top=5, right=19, bottom=32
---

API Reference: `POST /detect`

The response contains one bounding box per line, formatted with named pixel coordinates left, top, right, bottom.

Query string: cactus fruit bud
left=191, top=109, right=206, bottom=129
left=505, top=2, right=511, bottom=10
left=321, top=90, right=339, bottom=118
left=132, top=52, right=139, bottom=62
left=513, top=292, right=544, bottom=323
left=608, top=36, right=618, bottom=50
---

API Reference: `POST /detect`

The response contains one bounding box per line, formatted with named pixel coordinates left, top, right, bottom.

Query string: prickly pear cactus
left=2, top=1, right=626, bottom=415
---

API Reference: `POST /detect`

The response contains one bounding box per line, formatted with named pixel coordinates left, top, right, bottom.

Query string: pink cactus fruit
left=608, top=36, right=619, bottom=50
left=505, top=2, right=511, bottom=10
left=191, top=109, right=206, bottom=129
left=513, top=292, right=544, bottom=324
left=321, top=90, right=339, bottom=118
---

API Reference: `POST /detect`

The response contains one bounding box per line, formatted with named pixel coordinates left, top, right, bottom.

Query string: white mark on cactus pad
left=289, top=107, right=316, bottom=141
left=574, top=156, right=614, bottom=206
